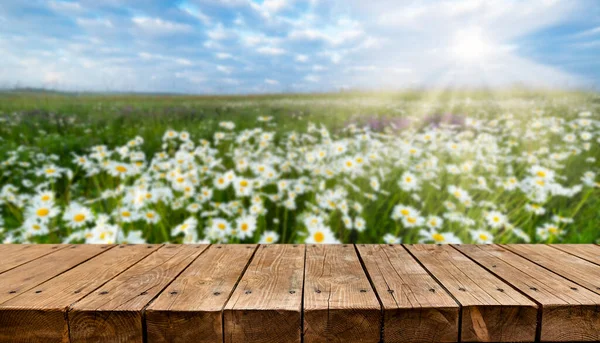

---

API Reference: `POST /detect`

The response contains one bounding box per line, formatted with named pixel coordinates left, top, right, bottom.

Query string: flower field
left=1, top=91, right=599, bottom=245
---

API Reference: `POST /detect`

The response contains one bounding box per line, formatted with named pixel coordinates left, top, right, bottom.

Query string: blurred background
left=0, top=0, right=599, bottom=93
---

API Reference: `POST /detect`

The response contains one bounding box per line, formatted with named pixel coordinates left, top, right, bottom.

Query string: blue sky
left=0, top=0, right=599, bottom=93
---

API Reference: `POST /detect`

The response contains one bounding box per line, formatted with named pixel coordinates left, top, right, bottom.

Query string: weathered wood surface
left=0, top=244, right=161, bottom=342
left=223, top=244, right=304, bottom=343
left=146, top=244, right=256, bottom=343
left=0, top=244, right=66, bottom=274
left=357, top=244, right=459, bottom=343
left=1, top=244, right=600, bottom=343
left=550, top=244, right=600, bottom=266
left=69, top=244, right=207, bottom=343
left=455, top=244, right=600, bottom=342
left=405, top=244, right=538, bottom=342
left=304, top=244, right=381, bottom=343
left=504, top=244, right=600, bottom=295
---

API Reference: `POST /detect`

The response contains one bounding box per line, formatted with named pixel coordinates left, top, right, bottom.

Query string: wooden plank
left=224, top=244, right=304, bottom=343
left=0, top=244, right=161, bottom=343
left=0, top=245, right=113, bottom=304
left=405, top=244, right=538, bottom=342
left=504, top=244, right=600, bottom=295
left=455, top=244, right=600, bottom=342
left=550, top=244, right=600, bottom=266
left=146, top=244, right=256, bottom=343
left=303, top=244, right=381, bottom=343
left=68, top=244, right=208, bottom=343
left=0, top=244, right=66, bottom=274
left=357, top=244, right=459, bottom=343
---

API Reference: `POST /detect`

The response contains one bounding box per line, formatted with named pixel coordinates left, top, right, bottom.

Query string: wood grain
left=68, top=244, right=208, bottom=343
left=550, top=244, right=600, bottom=266
left=455, top=244, right=600, bottom=342
left=504, top=244, right=600, bottom=295
left=405, top=244, right=537, bottom=342
left=0, top=244, right=66, bottom=274
left=0, top=244, right=160, bottom=343
left=224, top=244, right=304, bottom=343
left=303, top=244, right=381, bottom=343
left=146, top=244, right=256, bottom=343
left=357, top=244, right=459, bottom=343
left=0, top=245, right=112, bottom=305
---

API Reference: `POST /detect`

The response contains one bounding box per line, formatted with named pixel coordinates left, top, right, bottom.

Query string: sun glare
left=450, top=28, right=495, bottom=63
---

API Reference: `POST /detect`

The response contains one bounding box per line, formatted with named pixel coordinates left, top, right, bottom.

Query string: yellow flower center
left=479, top=234, right=488, bottom=241
left=432, top=233, right=445, bottom=242
left=240, top=180, right=248, bottom=187
left=218, top=223, right=226, bottom=230
left=400, top=209, right=409, bottom=216
left=116, top=165, right=127, bottom=173
left=536, top=171, right=546, bottom=178
left=266, top=236, right=273, bottom=243
left=122, top=211, right=131, bottom=217
left=314, top=231, right=325, bottom=243
left=36, top=208, right=50, bottom=217
left=73, top=214, right=86, bottom=222
left=41, top=195, right=51, bottom=201
left=241, top=223, right=249, bottom=231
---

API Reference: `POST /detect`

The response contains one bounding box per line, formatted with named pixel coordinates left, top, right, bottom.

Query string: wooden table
left=0, top=244, right=599, bottom=342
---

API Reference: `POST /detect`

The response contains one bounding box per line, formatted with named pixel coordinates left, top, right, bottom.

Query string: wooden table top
left=0, top=244, right=599, bottom=342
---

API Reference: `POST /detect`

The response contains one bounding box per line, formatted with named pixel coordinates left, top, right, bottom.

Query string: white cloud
left=256, top=46, right=286, bottom=55
left=48, top=1, right=83, bottom=13
left=132, top=17, right=192, bottom=34
left=304, top=74, right=320, bottom=82
left=216, top=53, right=233, bottom=59
left=138, top=52, right=164, bottom=60
left=175, top=71, right=205, bottom=83
left=43, top=71, right=64, bottom=84
left=573, top=26, right=600, bottom=38
left=217, top=65, right=233, bottom=74
left=265, top=78, right=279, bottom=85
left=207, top=23, right=233, bottom=40
left=287, top=19, right=364, bottom=45
left=221, top=78, right=241, bottom=85
left=295, top=54, right=309, bottom=62
left=178, top=2, right=211, bottom=25
left=76, top=17, right=113, bottom=29
left=175, top=58, right=193, bottom=66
